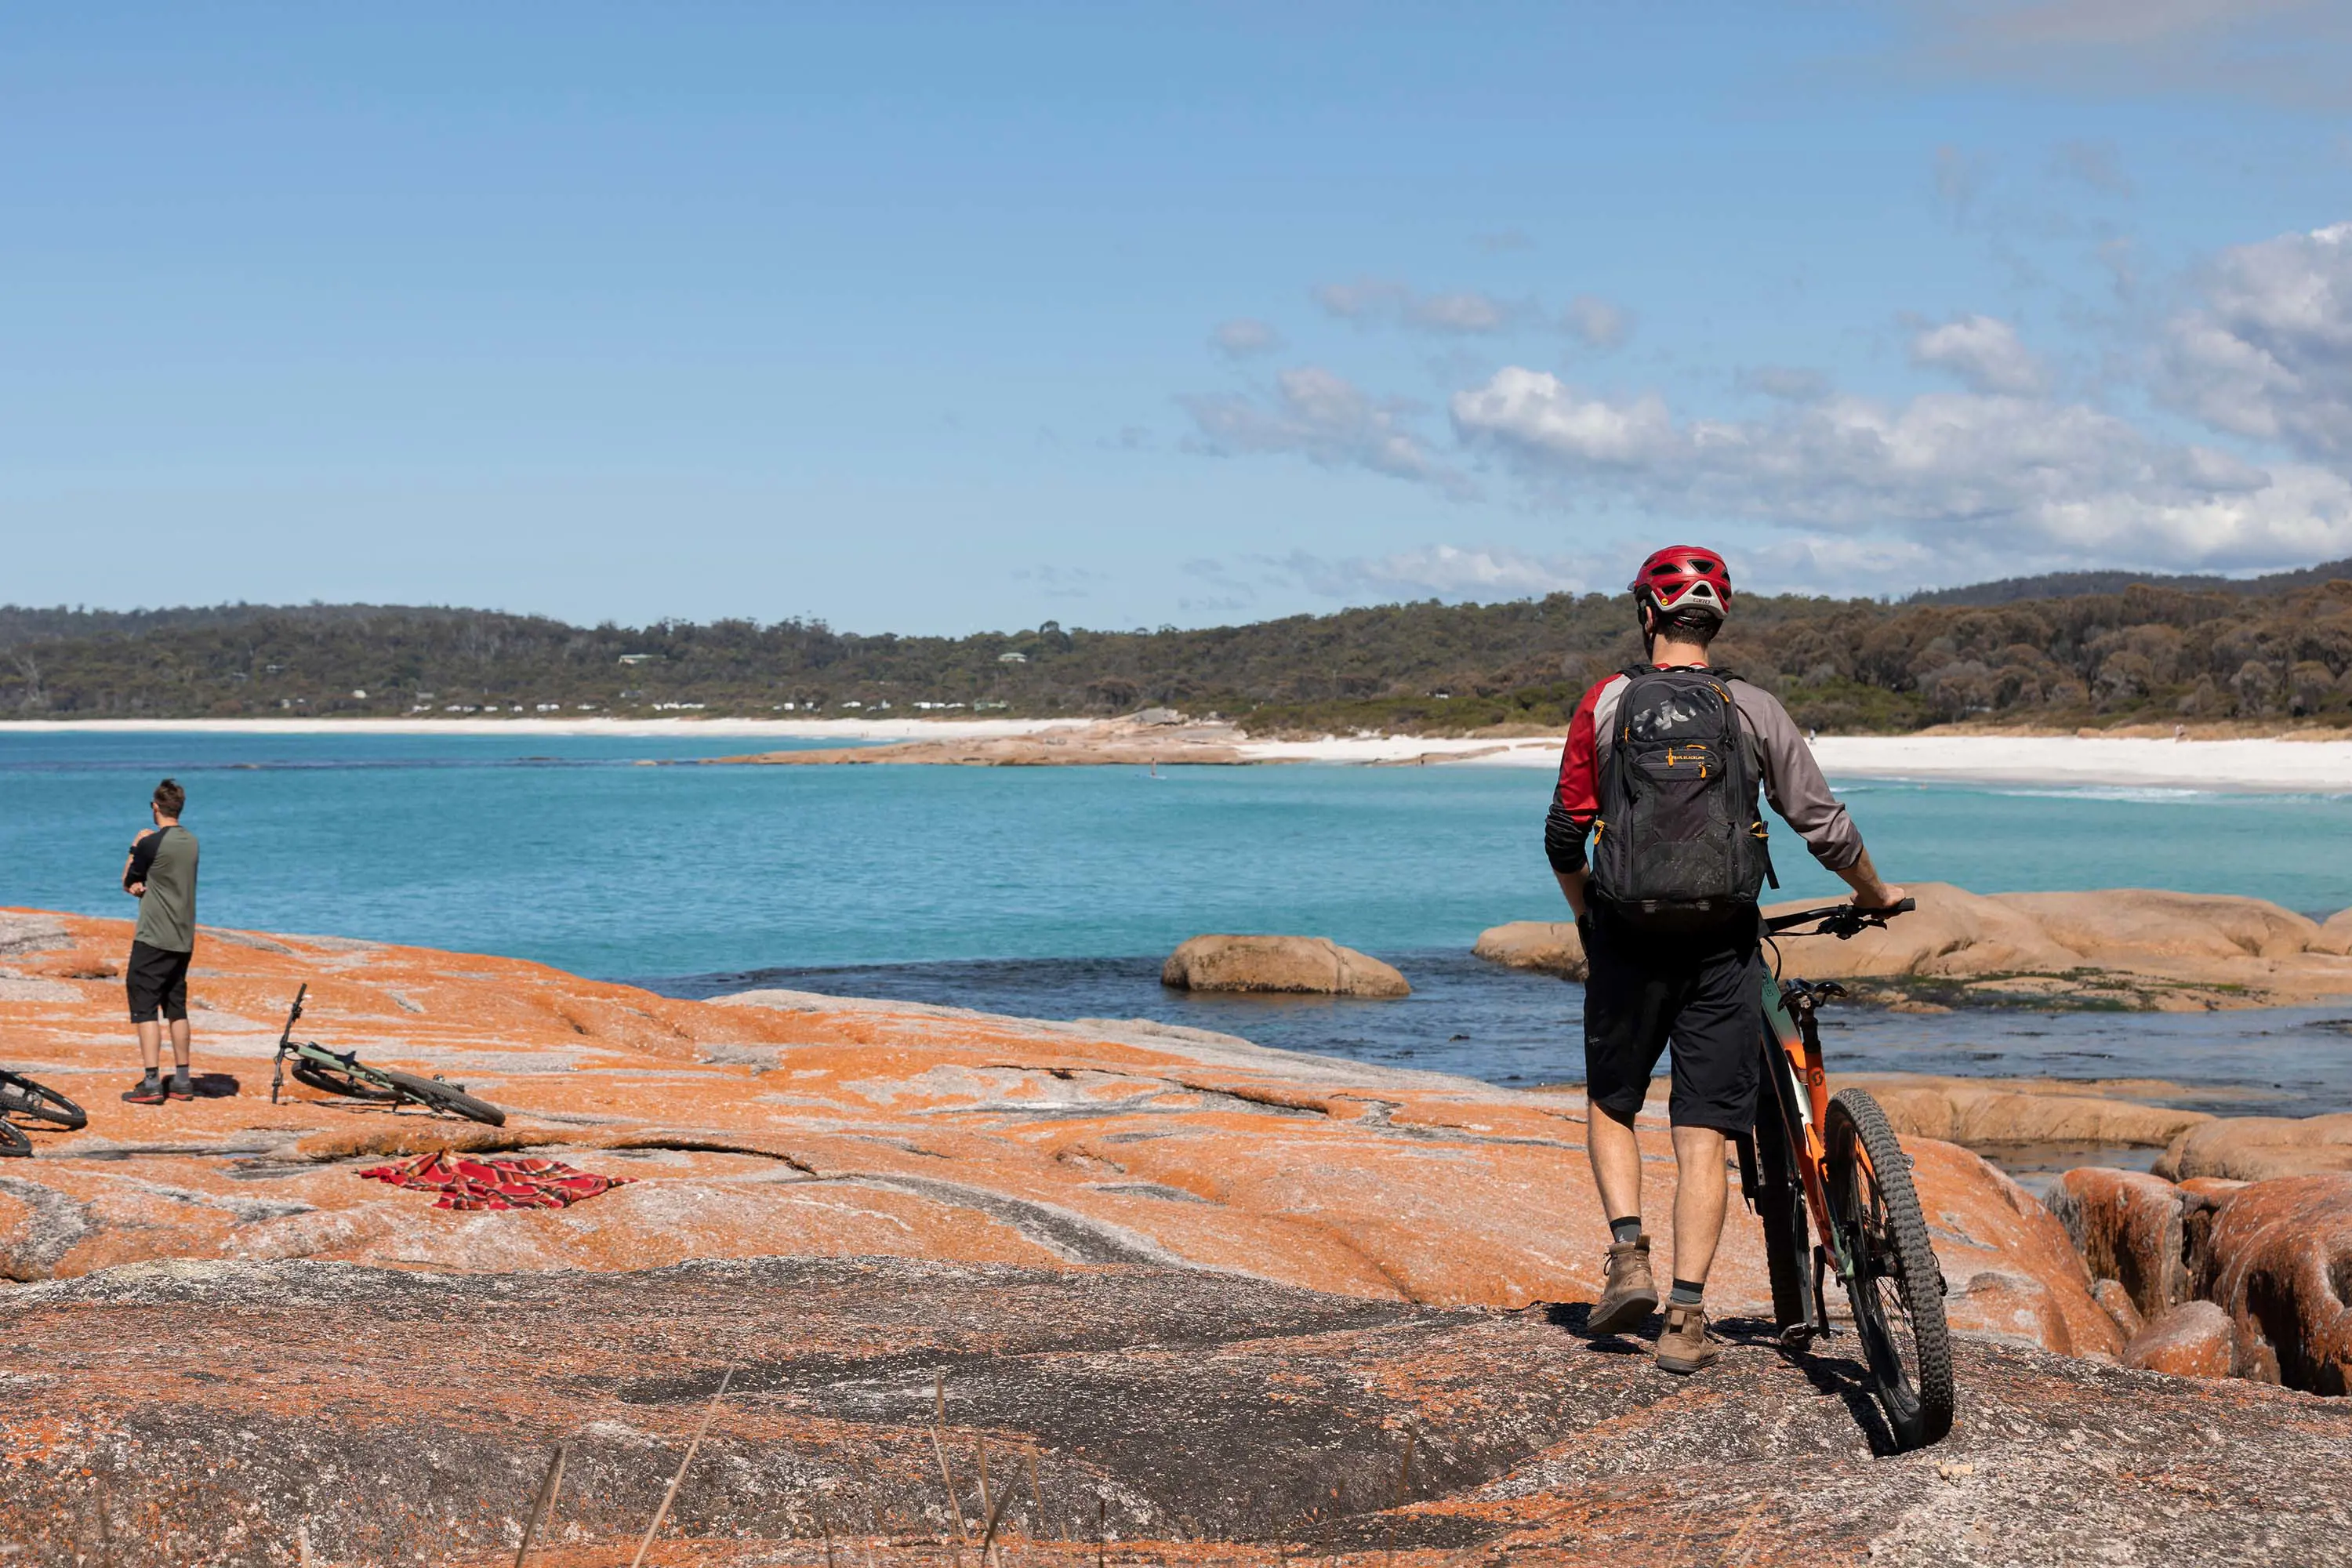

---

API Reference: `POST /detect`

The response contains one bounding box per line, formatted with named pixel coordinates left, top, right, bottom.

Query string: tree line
left=4, top=572, right=2351, bottom=734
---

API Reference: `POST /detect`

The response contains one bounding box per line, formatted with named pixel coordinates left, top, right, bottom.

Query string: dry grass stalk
left=932, top=1371, right=974, bottom=1558
left=1025, top=1443, right=1049, bottom=1541
left=817, top=1492, right=838, bottom=1568
left=513, top=1443, right=567, bottom=1567
left=1097, top=1494, right=1109, bottom=1568
left=629, top=1365, right=735, bottom=1568
left=976, top=1443, right=994, bottom=1525
left=976, top=1480, right=1017, bottom=1566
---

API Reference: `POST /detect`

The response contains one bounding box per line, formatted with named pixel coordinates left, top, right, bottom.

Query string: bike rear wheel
left=0, top=1120, right=30, bottom=1158
left=0, top=1073, right=87, bottom=1131
left=1750, top=1070, right=1815, bottom=1340
left=1824, top=1089, right=1954, bottom=1450
left=377, top=1069, right=506, bottom=1127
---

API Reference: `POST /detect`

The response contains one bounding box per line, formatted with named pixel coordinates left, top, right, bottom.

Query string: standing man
left=1545, top=547, right=1904, bottom=1374
left=121, top=779, right=201, bottom=1105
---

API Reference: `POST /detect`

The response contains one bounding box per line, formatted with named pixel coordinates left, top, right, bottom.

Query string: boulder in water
left=2155, top=1113, right=2352, bottom=1182
left=1471, top=920, right=1586, bottom=979
left=1160, top=935, right=1410, bottom=997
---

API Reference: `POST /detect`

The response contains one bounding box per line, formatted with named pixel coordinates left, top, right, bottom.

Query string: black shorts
left=126, top=940, right=192, bottom=1024
left=1581, top=905, right=1762, bottom=1134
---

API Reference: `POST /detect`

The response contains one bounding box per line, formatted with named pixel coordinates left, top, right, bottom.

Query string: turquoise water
left=5, top=730, right=2352, bottom=972
left=5, top=729, right=2352, bottom=1111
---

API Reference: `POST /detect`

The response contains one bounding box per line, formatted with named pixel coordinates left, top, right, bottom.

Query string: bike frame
left=1746, top=978, right=1867, bottom=1338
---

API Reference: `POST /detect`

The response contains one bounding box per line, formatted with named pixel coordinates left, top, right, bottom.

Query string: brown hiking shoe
left=1655, top=1301, right=1719, bottom=1374
left=1586, top=1236, right=1658, bottom=1336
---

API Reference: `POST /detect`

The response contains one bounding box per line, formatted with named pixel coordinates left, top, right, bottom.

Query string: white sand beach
left=11, top=717, right=2352, bottom=792
left=1234, top=730, right=2352, bottom=793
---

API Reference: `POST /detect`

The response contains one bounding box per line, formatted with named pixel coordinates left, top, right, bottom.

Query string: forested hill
left=5, top=572, right=2352, bottom=734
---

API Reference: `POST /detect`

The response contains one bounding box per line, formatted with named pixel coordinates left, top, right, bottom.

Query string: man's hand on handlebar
left=1852, top=881, right=1907, bottom=913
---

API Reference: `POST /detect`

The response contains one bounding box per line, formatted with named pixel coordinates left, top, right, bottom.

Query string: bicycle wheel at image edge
left=0, top=1076, right=86, bottom=1131
left=376, top=1069, right=506, bottom=1127
left=0, top=1120, right=29, bottom=1158
left=1824, top=1088, right=1955, bottom=1450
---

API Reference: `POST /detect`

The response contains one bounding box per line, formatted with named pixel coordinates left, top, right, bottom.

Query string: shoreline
left=8, top=716, right=2352, bottom=791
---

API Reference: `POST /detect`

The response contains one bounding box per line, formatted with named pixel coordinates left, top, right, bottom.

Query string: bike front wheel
left=0, top=1073, right=86, bottom=1131
left=1824, top=1089, right=1954, bottom=1450
left=291, top=1062, right=399, bottom=1102
left=377, top=1069, right=507, bottom=1127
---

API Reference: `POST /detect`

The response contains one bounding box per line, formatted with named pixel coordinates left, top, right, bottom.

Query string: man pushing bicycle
left=1547, top=546, right=1905, bottom=1374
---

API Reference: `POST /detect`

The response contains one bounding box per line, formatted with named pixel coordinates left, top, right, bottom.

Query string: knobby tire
left=0, top=1073, right=87, bottom=1131
left=376, top=1069, right=507, bottom=1127
left=1825, top=1089, right=1955, bottom=1450
left=0, top=1120, right=29, bottom=1158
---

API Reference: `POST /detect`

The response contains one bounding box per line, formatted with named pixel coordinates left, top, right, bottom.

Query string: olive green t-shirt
left=132, top=826, right=199, bottom=953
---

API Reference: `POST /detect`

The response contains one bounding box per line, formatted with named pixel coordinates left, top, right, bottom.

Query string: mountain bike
left=1736, top=898, right=1954, bottom=1451
left=0, top=1069, right=87, bottom=1156
left=268, top=985, right=507, bottom=1127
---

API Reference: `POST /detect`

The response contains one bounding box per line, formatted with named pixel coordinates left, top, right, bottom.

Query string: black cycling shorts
left=1581, top=905, right=1762, bottom=1134
left=125, top=940, right=192, bottom=1024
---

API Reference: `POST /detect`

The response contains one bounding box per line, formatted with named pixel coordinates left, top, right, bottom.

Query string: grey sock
left=140, top=1069, right=160, bottom=1087
left=171, top=1067, right=192, bottom=1088
left=1608, top=1216, right=1643, bottom=1247
left=1668, top=1279, right=1704, bottom=1307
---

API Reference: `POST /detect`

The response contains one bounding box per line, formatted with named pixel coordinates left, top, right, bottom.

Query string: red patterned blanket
left=357, top=1149, right=631, bottom=1210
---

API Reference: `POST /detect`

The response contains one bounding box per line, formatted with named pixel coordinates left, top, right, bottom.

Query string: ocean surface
left=5, top=727, right=2352, bottom=1114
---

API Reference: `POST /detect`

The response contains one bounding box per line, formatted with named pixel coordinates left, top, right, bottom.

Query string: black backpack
left=1589, top=666, right=1775, bottom=929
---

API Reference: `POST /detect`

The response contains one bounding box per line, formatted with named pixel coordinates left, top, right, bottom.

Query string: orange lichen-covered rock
left=2201, top=1173, right=2352, bottom=1395
left=0, top=907, right=2107, bottom=1359
left=2094, top=1277, right=2147, bottom=1341
left=1906, top=1137, right=2123, bottom=1358
left=1160, top=934, right=1410, bottom=996
left=2157, top=1114, right=2352, bottom=1181
left=2048, top=1166, right=2194, bottom=1316
left=2126, top=1301, right=2238, bottom=1379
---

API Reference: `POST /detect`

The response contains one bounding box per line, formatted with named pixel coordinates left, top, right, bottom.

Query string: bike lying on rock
left=268, top=984, right=507, bottom=1127
left=1737, top=898, right=1955, bottom=1452
left=0, top=1068, right=87, bottom=1156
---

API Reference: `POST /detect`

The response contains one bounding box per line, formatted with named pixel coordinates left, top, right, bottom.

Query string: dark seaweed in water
left=638, top=949, right=2352, bottom=1118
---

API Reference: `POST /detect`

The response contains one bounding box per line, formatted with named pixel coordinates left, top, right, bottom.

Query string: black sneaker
left=165, top=1076, right=194, bottom=1102
left=122, top=1079, right=168, bottom=1105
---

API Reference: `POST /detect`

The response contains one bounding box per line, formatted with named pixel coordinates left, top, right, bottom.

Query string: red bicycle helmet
left=1629, top=544, right=1733, bottom=621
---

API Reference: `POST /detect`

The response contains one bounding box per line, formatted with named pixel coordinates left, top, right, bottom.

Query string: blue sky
left=6, top=2, right=2352, bottom=633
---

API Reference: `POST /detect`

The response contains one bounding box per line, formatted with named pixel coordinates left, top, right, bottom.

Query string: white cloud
left=1181, top=366, right=1473, bottom=496
left=2159, top=220, right=2352, bottom=463
left=1908, top=314, right=2049, bottom=395
left=1277, top=544, right=1591, bottom=601
left=1313, top=278, right=1530, bottom=335
left=1210, top=318, right=1283, bottom=358
left=1561, top=294, right=1632, bottom=350
left=1450, top=365, right=2352, bottom=571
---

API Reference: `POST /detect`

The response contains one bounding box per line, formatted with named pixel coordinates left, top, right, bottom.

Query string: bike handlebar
left=1762, top=896, right=1915, bottom=939
left=277, top=983, right=307, bottom=1050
